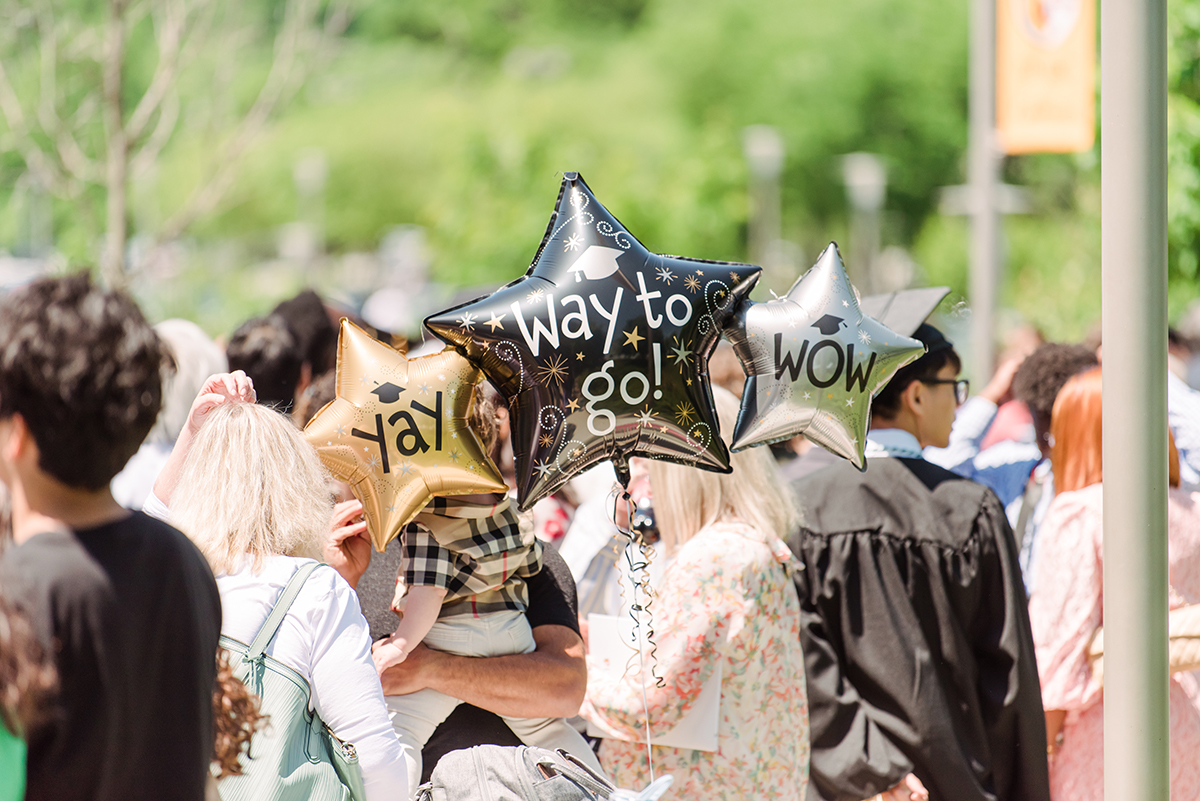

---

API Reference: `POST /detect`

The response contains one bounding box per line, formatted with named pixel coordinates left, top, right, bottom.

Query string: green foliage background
left=4, top=0, right=1200, bottom=342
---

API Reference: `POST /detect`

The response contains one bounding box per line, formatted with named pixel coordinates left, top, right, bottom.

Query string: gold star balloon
left=304, top=320, right=507, bottom=551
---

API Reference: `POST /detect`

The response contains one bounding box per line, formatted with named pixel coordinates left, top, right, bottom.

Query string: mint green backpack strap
left=247, top=561, right=321, bottom=660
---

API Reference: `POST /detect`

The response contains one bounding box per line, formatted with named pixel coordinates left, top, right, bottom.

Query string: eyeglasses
left=921, top=378, right=970, bottom=405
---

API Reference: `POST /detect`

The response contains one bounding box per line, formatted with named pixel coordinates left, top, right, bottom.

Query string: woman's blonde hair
left=647, top=386, right=799, bottom=554
left=170, top=402, right=333, bottom=574
left=1050, top=367, right=1181, bottom=493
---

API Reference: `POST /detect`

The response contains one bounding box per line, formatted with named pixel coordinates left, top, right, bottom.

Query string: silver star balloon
left=726, top=243, right=925, bottom=468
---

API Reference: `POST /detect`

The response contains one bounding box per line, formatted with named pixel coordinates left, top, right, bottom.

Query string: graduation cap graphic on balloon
left=370, top=382, right=406, bottom=404
left=811, top=315, right=847, bottom=336
left=568, top=245, right=625, bottom=282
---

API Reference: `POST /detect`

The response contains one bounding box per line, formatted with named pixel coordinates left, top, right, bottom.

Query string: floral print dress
left=1030, top=484, right=1200, bottom=800
left=580, top=520, right=810, bottom=800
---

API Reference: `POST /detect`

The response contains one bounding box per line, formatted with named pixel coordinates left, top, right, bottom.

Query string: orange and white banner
left=996, top=0, right=1096, bottom=154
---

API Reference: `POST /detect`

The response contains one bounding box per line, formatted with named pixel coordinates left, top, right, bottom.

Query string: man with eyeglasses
left=923, top=344, right=1100, bottom=595
left=788, top=323, right=1050, bottom=801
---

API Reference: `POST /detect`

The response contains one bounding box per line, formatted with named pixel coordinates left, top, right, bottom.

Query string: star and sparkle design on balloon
left=425, top=172, right=760, bottom=508
left=303, top=319, right=506, bottom=551
left=724, top=243, right=925, bottom=469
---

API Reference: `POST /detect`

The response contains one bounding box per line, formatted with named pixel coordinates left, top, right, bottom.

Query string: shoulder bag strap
left=246, top=561, right=322, bottom=660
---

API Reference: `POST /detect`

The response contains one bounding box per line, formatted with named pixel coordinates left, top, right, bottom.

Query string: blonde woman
left=581, top=386, right=810, bottom=799
left=146, top=372, right=407, bottom=801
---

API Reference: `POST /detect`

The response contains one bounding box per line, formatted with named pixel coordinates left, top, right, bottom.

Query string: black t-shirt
left=419, top=546, right=581, bottom=782
left=0, top=513, right=222, bottom=801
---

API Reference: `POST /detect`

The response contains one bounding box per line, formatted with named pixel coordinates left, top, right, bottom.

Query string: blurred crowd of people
left=1, top=273, right=1199, bottom=801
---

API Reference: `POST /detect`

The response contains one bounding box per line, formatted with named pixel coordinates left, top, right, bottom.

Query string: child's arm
left=371, top=584, right=447, bottom=674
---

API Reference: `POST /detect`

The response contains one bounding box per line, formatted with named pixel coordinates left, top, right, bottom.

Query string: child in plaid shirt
left=372, top=393, right=603, bottom=795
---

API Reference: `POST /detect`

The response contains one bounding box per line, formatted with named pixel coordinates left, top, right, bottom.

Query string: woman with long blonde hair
left=581, top=386, right=810, bottom=799
left=147, top=373, right=407, bottom=801
left=1030, top=367, right=1200, bottom=799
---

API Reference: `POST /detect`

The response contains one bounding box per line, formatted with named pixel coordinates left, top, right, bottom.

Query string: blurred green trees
left=174, top=0, right=969, bottom=281
left=3, top=0, right=1200, bottom=339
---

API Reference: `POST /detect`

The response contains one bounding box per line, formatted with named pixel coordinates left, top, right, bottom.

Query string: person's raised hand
left=323, top=499, right=371, bottom=590
left=153, top=371, right=257, bottom=506
left=185, top=371, right=257, bottom=436
left=980, top=355, right=1025, bottom=406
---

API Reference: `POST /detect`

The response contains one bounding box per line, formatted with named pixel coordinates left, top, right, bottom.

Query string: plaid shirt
left=397, top=494, right=543, bottom=619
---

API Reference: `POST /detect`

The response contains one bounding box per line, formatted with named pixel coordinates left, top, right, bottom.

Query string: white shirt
left=110, top=440, right=172, bottom=510
left=144, top=495, right=407, bottom=801
left=1169, top=371, right=1200, bottom=490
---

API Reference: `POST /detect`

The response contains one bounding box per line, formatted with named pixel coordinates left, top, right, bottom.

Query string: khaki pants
left=385, top=609, right=603, bottom=798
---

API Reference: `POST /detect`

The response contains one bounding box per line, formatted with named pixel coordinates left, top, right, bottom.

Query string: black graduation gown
left=789, top=456, right=1051, bottom=801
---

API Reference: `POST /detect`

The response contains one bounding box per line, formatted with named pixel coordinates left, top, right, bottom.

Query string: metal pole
left=1101, top=0, right=1170, bottom=796
left=743, top=125, right=784, bottom=273
left=968, top=0, right=999, bottom=383
left=843, top=153, right=887, bottom=294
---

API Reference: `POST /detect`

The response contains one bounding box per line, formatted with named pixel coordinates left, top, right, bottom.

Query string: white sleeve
left=303, top=567, right=408, bottom=801
left=923, top=396, right=998, bottom=472
left=141, top=490, right=171, bottom=522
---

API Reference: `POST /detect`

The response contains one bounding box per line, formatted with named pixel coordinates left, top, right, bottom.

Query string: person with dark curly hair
left=0, top=273, right=222, bottom=801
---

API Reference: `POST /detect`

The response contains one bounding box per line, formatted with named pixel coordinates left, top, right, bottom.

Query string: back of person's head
left=0, top=273, right=164, bottom=489
left=292, top=369, right=337, bottom=429
left=1050, top=367, right=1180, bottom=493
left=170, top=402, right=331, bottom=574
left=1012, top=343, right=1099, bottom=445
left=226, top=315, right=303, bottom=411
left=647, top=386, right=799, bottom=553
left=149, top=319, right=228, bottom=445
left=871, top=323, right=961, bottom=420
left=272, top=290, right=337, bottom=376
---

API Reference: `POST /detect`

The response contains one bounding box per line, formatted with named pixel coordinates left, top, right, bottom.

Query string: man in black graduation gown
left=789, top=324, right=1050, bottom=801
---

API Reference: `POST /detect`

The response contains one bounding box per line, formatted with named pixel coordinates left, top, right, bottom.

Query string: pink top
left=581, top=520, right=809, bottom=799
left=1030, top=484, right=1200, bottom=800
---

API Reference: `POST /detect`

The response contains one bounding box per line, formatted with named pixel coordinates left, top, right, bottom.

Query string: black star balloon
left=725, top=243, right=925, bottom=468
left=425, top=172, right=761, bottom=509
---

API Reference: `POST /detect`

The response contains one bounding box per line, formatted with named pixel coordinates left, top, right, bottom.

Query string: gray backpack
left=415, top=746, right=617, bottom=801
